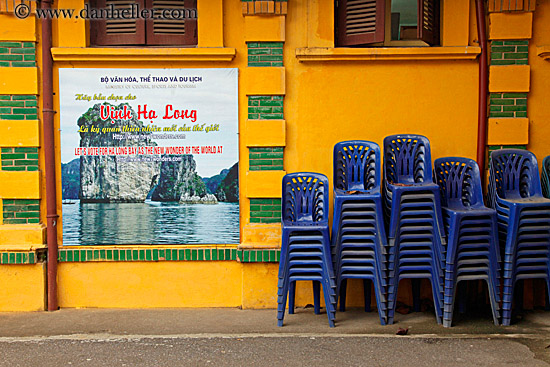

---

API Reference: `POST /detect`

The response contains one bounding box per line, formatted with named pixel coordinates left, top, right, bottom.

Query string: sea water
left=62, top=200, right=240, bottom=245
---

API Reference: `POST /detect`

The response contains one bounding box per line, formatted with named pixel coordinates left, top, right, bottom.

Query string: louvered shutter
left=417, top=0, right=440, bottom=45
left=90, top=0, right=146, bottom=46
left=336, top=0, right=385, bottom=46
left=145, top=0, right=197, bottom=46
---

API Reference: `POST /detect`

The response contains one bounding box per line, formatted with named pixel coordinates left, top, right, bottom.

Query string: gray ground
left=0, top=308, right=549, bottom=366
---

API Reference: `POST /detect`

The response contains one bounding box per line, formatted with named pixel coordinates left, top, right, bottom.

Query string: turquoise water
left=62, top=201, right=240, bottom=245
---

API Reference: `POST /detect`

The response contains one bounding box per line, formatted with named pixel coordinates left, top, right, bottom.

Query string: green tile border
left=55, top=248, right=281, bottom=263
left=247, top=42, right=283, bottom=67
left=0, top=251, right=36, bottom=264
left=0, top=249, right=281, bottom=264
left=238, top=249, right=280, bottom=263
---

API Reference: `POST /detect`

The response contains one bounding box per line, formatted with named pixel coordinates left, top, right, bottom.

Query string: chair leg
left=386, top=276, right=399, bottom=325
left=363, top=279, right=372, bottom=312
left=339, top=279, right=347, bottom=312
left=277, top=276, right=289, bottom=327
left=321, top=277, right=335, bottom=327
left=502, top=276, right=515, bottom=326
left=288, top=281, right=296, bottom=315
left=313, top=281, right=321, bottom=315
left=430, top=277, right=443, bottom=325
left=372, top=276, right=388, bottom=325
left=486, top=277, right=501, bottom=326
left=412, top=279, right=421, bottom=312
left=443, top=275, right=457, bottom=328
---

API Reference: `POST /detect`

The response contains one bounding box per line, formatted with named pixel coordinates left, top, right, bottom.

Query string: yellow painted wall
left=4, top=0, right=548, bottom=310
left=0, top=264, right=45, bottom=311
left=527, top=2, right=550, bottom=167
left=242, top=262, right=278, bottom=309
left=58, top=261, right=242, bottom=308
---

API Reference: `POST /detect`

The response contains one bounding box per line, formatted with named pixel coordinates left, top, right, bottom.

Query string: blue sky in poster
left=58, top=68, right=239, bottom=178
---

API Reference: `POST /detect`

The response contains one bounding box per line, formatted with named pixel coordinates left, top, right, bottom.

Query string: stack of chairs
left=383, top=134, right=447, bottom=324
left=434, top=157, right=501, bottom=327
left=488, top=149, right=550, bottom=325
left=331, top=141, right=388, bottom=325
left=277, top=172, right=337, bottom=327
left=541, top=155, right=550, bottom=199
left=541, top=155, right=550, bottom=311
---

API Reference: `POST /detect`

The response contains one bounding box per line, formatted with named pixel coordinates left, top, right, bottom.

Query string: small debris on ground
left=396, top=328, right=409, bottom=336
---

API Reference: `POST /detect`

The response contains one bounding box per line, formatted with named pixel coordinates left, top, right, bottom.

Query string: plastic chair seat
left=488, top=149, right=550, bottom=325
left=278, top=172, right=336, bottom=327
left=332, top=141, right=388, bottom=324
left=436, top=157, right=501, bottom=327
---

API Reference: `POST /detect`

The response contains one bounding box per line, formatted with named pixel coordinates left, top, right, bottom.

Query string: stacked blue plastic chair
left=488, top=149, right=550, bottom=326
left=277, top=172, right=337, bottom=327
left=434, top=157, right=501, bottom=327
left=331, top=141, right=388, bottom=325
left=383, top=134, right=446, bottom=324
left=541, top=156, right=550, bottom=199
left=542, top=156, right=550, bottom=310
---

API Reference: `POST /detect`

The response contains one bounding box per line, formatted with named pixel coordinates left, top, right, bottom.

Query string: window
left=90, top=0, right=197, bottom=46
left=336, top=0, right=440, bottom=47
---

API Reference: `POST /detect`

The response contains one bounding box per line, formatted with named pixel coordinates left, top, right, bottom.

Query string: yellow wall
left=0, top=264, right=45, bottom=311
left=1, top=0, right=547, bottom=310
left=242, top=262, right=278, bottom=309
left=528, top=3, right=550, bottom=167
left=59, top=261, right=242, bottom=308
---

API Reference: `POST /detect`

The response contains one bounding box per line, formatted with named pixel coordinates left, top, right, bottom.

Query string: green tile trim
left=247, top=42, right=283, bottom=67
left=0, top=95, right=38, bottom=121
left=0, top=42, right=36, bottom=67
left=56, top=248, right=282, bottom=263
left=2, top=199, right=40, bottom=224
left=249, top=147, right=284, bottom=172
left=0, top=251, right=37, bottom=264
left=238, top=249, right=280, bottom=263
left=248, top=95, right=284, bottom=120
left=489, top=93, right=527, bottom=118
left=490, top=40, right=529, bottom=66
left=488, top=145, right=527, bottom=152
left=250, top=198, right=281, bottom=224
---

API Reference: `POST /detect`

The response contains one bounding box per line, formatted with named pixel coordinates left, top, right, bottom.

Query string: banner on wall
left=59, top=68, right=239, bottom=245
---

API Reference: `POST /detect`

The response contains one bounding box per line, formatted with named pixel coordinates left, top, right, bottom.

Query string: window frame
left=335, top=0, right=441, bottom=48
left=89, top=0, right=197, bottom=47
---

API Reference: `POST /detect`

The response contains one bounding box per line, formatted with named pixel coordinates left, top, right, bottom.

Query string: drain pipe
left=41, top=0, right=59, bottom=311
left=475, top=0, right=489, bottom=188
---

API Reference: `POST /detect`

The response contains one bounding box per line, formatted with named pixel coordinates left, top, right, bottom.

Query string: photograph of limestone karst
left=59, top=68, right=239, bottom=245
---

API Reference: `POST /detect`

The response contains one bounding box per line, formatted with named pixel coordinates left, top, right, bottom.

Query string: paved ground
left=0, top=308, right=549, bottom=366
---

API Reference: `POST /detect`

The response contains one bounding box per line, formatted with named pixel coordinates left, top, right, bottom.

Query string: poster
left=59, top=68, right=239, bottom=245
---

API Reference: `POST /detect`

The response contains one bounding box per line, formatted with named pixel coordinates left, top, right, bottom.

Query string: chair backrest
left=542, top=155, right=550, bottom=199
left=333, top=140, right=380, bottom=191
left=434, top=157, right=484, bottom=209
left=383, top=134, right=433, bottom=184
left=282, top=172, right=329, bottom=225
left=489, top=149, right=542, bottom=201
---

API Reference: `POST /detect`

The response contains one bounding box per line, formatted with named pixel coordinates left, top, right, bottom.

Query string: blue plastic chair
left=331, top=141, right=388, bottom=325
left=542, top=156, right=550, bottom=199
left=383, top=134, right=446, bottom=324
left=277, top=172, right=337, bottom=327
left=434, top=157, right=501, bottom=327
left=488, top=149, right=550, bottom=325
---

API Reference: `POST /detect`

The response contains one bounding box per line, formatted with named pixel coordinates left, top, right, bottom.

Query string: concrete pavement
left=0, top=308, right=549, bottom=366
